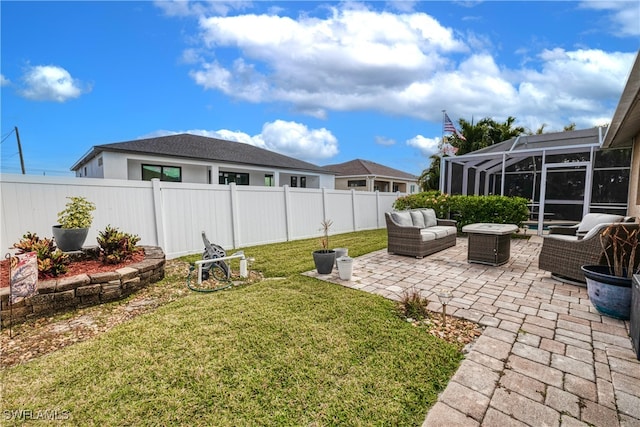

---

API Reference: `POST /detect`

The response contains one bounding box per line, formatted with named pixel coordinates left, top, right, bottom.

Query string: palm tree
left=418, top=115, right=527, bottom=189
left=418, top=153, right=442, bottom=191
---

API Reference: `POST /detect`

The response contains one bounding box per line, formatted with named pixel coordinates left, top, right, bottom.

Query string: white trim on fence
left=1, top=174, right=403, bottom=259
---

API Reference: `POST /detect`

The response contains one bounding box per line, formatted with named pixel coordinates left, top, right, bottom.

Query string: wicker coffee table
left=461, top=223, right=518, bottom=266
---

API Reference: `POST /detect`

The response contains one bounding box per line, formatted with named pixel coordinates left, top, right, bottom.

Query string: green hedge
left=393, top=192, right=529, bottom=230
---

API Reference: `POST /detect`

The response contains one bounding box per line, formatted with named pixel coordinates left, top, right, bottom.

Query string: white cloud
left=19, top=65, right=89, bottom=102
left=154, top=0, right=251, bottom=17
left=171, top=3, right=636, bottom=134
left=144, top=120, right=338, bottom=162
left=0, top=74, right=9, bottom=86
left=406, top=135, right=440, bottom=158
left=375, top=136, right=396, bottom=146
left=580, top=1, right=640, bottom=37
left=189, top=6, right=465, bottom=117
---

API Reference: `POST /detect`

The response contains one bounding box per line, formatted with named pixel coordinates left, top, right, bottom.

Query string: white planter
left=336, top=256, right=354, bottom=280
left=333, top=248, right=348, bottom=267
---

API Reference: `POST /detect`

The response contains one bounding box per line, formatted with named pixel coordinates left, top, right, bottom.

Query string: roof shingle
left=87, top=133, right=331, bottom=173
left=323, top=159, right=417, bottom=180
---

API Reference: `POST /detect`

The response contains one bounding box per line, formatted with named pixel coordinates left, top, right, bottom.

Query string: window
left=300, top=176, right=306, bottom=188
left=410, top=185, right=416, bottom=193
left=290, top=176, right=297, bottom=187
left=219, top=171, right=249, bottom=185
left=265, top=174, right=274, bottom=186
left=142, top=164, right=182, bottom=182
left=393, top=184, right=399, bottom=192
left=97, top=157, right=103, bottom=167
left=348, top=180, right=366, bottom=187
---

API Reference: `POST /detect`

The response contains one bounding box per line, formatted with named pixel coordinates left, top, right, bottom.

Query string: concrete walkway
left=306, top=236, right=640, bottom=426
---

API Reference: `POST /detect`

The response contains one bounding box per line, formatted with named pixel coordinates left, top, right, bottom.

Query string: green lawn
left=1, top=229, right=463, bottom=426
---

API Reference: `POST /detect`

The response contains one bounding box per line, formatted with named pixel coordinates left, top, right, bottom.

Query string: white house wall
left=78, top=151, right=336, bottom=189
left=75, top=153, right=105, bottom=178
left=629, top=134, right=640, bottom=219
left=1, top=174, right=401, bottom=259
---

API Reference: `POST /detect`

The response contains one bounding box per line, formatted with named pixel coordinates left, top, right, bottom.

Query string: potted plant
left=581, top=222, right=639, bottom=320
left=52, top=196, right=96, bottom=252
left=312, top=219, right=335, bottom=274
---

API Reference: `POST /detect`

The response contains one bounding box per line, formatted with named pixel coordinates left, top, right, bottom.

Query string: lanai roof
left=444, top=127, right=605, bottom=173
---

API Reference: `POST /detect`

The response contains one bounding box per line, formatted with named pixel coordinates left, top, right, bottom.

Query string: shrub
left=12, top=232, right=69, bottom=278
left=393, top=192, right=529, bottom=230
left=97, top=225, right=141, bottom=264
left=398, top=288, right=430, bottom=320
left=57, top=196, right=96, bottom=229
left=393, top=191, right=451, bottom=218
left=449, top=195, right=529, bottom=229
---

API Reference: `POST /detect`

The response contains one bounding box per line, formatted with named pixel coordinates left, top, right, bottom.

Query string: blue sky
left=1, top=1, right=639, bottom=177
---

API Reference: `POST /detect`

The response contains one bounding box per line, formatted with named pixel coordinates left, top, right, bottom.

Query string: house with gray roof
left=71, top=133, right=335, bottom=189
left=323, top=159, right=419, bottom=193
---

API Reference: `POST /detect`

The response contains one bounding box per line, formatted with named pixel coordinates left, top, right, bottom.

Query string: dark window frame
left=219, top=171, right=250, bottom=185
left=142, top=164, right=182, bottom=182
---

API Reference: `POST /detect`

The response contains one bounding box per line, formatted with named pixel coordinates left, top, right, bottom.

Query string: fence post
left=351, top=189, right=357, bottom=231
left=283, top=185, right=292, bottom=241
left=151, top=178, right=165, bottom=248
left=229, top=182, right=240, bottom=248
left=376, top=190, right=381, bottom=228
left=322, top=187, right=329, bottom=222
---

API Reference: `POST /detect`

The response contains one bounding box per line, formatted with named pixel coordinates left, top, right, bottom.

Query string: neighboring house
left=71, top=133, right=335, bottom=189
left=323, top=159, right=419, bottom=193
left=602, top=50, right=640, bottom=219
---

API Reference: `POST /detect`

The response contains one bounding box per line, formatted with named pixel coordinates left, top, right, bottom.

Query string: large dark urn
left=313, top=250, right=336, bottom=275
left=581, top=265, right=632, bottom=320
left=52, top=225, right=89, bottom=252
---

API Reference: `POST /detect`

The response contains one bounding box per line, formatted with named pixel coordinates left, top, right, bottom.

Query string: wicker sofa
left=538, top=213, right=636, bottom=284
left=385, top=209, right=457, bottom=258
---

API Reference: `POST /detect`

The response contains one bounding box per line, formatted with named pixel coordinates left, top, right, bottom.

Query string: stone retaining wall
left=0, top=246, right=165, bottom=326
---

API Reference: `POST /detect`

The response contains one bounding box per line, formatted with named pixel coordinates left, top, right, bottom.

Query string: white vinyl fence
left=0, top=174, right=402, bottom=259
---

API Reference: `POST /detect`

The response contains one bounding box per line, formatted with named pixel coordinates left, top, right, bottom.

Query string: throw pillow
left=421, top=209, right=438, bottom=227
left=410, top=211, right=426, bottom=228
left=391, top=211, right=413, bottom=226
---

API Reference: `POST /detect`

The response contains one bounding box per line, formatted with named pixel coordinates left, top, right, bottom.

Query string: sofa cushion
left=545, top=234, right=580, bottom=242
left=577, top=213, right=624, bottom=233
left=581, top=222, right=631, bottom=240
left=421, top=209, right=438, bottom=227
left=425, top=226, right=456, bottom=238
left=391, top=211, right=413, bottom=226
left=410, top=211, right=426, bottom=228
left=420, top=229, right=437, bottom=242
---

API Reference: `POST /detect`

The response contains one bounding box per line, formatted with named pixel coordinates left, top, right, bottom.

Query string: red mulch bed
left=0, top=252, right=146, bottom=289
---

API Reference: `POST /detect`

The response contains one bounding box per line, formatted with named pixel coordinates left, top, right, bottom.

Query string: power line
left=0, top=128, right=16, bottom=144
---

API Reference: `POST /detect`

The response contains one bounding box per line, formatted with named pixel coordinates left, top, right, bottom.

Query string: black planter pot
left=52, top=225, right=89, bottom=252
left=313, top=250, right=336, bottom=275
left=581, top=265, right=632, bottom=320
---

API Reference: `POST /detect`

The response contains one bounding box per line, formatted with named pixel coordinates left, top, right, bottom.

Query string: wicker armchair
left=385, top=210, right=457, bottom=258
left=538, top=221, right=639, bottom=284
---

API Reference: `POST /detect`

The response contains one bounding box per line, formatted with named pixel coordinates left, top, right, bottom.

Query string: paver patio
left=305, top=235, right=640, bottom=426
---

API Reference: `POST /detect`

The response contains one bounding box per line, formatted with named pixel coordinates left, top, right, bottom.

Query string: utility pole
left=15, top=126, right=25, bottom=174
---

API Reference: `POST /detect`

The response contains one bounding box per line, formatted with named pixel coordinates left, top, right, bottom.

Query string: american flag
left=444, top=113, right=466, bottom=140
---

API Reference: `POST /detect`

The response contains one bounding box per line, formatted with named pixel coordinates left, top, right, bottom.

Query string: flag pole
left=440, top=110, right=446, bottom=193
left=441, top=110, right=446, bottom=145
